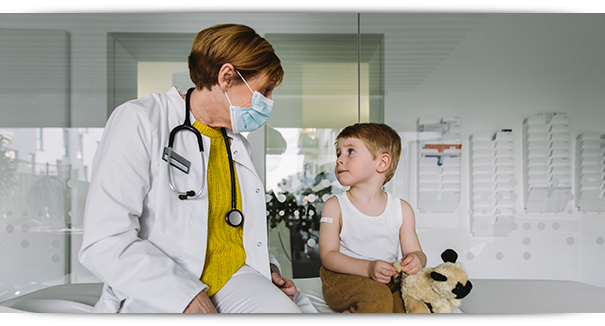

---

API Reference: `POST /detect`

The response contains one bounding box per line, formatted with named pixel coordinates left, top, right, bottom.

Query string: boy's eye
left=348, top=149, right=355, bottom=155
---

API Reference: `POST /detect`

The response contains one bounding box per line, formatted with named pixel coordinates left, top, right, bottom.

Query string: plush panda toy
left=393, top=249, right=472, bottom=313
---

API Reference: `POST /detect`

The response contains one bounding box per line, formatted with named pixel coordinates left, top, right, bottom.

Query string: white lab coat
left=79, top=87, right=287, bottom=313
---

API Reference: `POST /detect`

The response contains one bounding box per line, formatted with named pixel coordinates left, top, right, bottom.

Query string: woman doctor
left=79, top=24, right=315, bottom=313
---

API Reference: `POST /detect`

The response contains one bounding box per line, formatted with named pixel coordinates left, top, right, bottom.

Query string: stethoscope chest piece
left=226, top=209, right=244, bottom=227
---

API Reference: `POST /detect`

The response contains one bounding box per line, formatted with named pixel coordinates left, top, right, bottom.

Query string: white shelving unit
left=469, top=130, right=518, bottom=237
left=416, top=118, right=462, bottom=213
left=575, top=132, right=605, bottom=212
left=522, top=113, right=574, bottom=213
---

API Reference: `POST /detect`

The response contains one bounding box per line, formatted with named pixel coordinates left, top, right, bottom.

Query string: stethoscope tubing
left=165, top=87, right=243, bottom=227
left=221, top=127, right=238, bottom=211
left=165, top=146, right=205, bottom=200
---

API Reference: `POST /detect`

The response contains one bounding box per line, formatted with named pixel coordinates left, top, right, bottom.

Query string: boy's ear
left=376, top=153, right=391, bottom=173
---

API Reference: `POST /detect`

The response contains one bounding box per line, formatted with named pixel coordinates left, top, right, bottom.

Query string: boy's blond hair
left=336, top=123, right=401, bottom=185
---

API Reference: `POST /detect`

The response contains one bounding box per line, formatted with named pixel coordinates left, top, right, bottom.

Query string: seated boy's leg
left=386, top=281, right=406, bottom=313
left=392, top=288, right=406, bottom=313
left=320, top=266, right=352, bottom=311
left=320, top=266, right=394, bottom=313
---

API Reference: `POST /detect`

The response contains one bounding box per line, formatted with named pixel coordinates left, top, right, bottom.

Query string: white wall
left=378, top=14, right=605, bottom=287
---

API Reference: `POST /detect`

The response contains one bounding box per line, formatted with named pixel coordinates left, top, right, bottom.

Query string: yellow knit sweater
left=194, top=121, right=246, bottom=297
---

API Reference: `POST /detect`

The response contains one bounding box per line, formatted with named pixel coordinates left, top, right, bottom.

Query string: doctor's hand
left=271, top=272, right=297, bottom=300
left=183, top=290, right=218, bottom=313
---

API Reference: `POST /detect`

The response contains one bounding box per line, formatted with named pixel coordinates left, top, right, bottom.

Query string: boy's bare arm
left=398, top=199, right=427, bottom=274
left=318, top=197, right=367, bottom=275
left=318, top=197, right=396, bottom=283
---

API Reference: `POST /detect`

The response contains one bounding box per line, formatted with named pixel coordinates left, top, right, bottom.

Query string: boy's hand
left=368, top=260, right=397, bottom=284
left=399, top=253, right=423, bottom=275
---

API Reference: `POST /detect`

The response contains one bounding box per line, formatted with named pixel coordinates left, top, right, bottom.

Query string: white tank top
left=336, top=192, right=403, bottom=262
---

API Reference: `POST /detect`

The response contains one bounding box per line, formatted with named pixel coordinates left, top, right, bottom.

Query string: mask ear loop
left=224, top=92, right=234, bottom=106
left=235, top=70, right=254, bottom=94
left=224, top=70, right=253, bottom=106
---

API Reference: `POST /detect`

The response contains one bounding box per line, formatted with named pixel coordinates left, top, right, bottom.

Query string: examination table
left=1, top=278, right=605, bottom=313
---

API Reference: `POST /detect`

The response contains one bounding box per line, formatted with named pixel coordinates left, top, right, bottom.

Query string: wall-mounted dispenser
left=469, top=129, right=518, bottom=237
left=416, top=118, right=462, bottom=213
left=575, top=132, right=605, bottom=212
left=522, top=113, right=574, bottom=213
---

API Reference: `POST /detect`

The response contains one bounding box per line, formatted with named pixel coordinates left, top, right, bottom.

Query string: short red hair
left=188, top=24, right=284, bottom=91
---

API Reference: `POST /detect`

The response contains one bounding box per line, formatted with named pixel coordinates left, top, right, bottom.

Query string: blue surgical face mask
left=225, top=70, right=274, bottom=133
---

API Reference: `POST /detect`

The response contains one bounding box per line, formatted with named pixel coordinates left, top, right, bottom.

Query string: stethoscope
left=162, top=87, right=243, bottom=228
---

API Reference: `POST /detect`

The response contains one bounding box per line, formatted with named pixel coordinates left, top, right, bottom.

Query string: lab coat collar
left=170, top=86, right=233, bottom=137
left=169, top=86, right=191, bottom=124
left=168, top=86, right=257, bottom=175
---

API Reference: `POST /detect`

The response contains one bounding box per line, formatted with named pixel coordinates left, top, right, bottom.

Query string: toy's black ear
left=441, top=249, right=458, bottom=263
left=431, top=271, right=448, bottom=282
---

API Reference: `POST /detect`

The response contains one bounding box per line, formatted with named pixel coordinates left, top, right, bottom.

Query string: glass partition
left=108, top=32, right=196, bottom=114
left=0, top=128, right=103, bottom=302
left=0, top=29, right=70, bottom=127
left=0, top=12, right=362, bottom=298
left=263, top=30, right=383, bottom=278
left=266, top=32, right=383, bottom=129
left=265, top=128, right=343, bottom=278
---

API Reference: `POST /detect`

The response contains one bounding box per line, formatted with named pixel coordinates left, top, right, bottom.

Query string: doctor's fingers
left=280, top=281, right=297, bottom=300
left=184, top=291, right=218, bottom=313
left=271, top=272, right=287, bottom=286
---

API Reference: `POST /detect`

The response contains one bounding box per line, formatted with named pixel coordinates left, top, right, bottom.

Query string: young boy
left=319, top=123, right=426, bottom=313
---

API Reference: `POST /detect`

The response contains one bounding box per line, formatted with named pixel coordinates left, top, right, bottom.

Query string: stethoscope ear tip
left=178, top=190, right=196, bottom=200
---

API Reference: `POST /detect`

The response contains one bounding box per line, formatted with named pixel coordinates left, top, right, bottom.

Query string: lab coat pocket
left=149, top=168, right=193, bottom=244
left=173, top=198, right=208, bottom=271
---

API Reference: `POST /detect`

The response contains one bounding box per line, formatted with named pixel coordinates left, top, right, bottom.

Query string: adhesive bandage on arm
left=320, top=217, right=333, bottom=223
